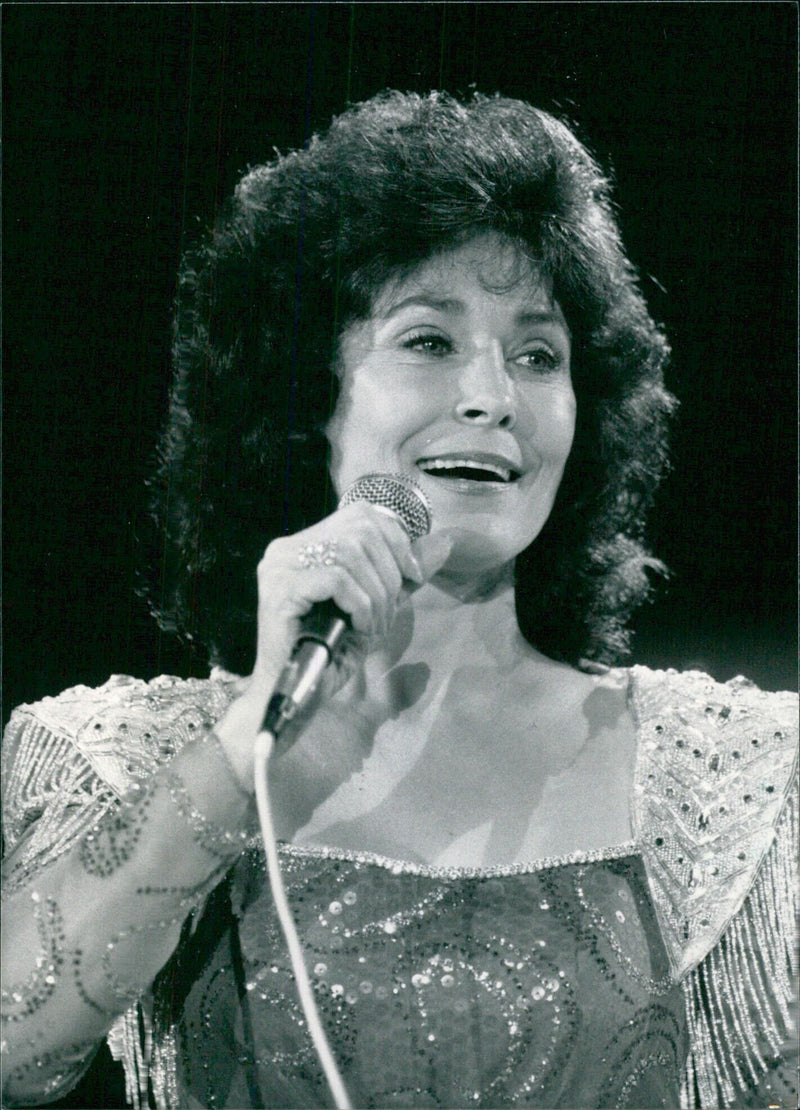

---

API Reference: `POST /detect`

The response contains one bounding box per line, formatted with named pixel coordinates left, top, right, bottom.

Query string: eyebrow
left=380, top=295, right=465, bottom=320
left=380, top=295, right=566, bottom=328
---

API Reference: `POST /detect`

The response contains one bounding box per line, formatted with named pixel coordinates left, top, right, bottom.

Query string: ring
left=298, top=540, right=339, bottom=568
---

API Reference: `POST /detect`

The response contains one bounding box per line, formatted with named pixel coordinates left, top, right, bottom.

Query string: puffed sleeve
left=1, top=673, right=246, bottom=1108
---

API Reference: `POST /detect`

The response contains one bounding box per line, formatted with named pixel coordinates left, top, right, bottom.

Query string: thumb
left=412, top=530, right=455, bottom=580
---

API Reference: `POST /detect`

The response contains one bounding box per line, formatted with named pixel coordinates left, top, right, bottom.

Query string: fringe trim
left=107, top=999, right=180, bottom=1110
left=681, top=790, right=798, bottom=1108
left=2, top=716, right=116, bottom=897
left=107, top=1001, right=154, bottom=1110
left=150, top=1025, right=180, bottom=1110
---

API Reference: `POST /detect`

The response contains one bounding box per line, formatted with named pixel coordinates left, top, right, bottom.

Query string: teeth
left=418, top=458, right=513, bottom=482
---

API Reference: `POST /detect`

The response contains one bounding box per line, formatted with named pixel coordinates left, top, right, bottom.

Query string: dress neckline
left=268, top=664, right=642, bottom=878
left=273, top=664, right=641, bottom=879
left=276, top=836, right=640, bottom=879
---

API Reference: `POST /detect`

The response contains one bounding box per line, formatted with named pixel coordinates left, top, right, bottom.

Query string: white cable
left=253, top=729, right=353, bottom=1110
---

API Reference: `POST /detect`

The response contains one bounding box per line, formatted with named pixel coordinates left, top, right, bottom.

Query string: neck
left=366, top=561, right=531, bottom=683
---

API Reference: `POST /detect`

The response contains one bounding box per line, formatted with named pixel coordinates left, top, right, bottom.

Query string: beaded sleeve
left=1, top=673, right=246, bottom=1107
left=631, top=667, right=798, bottom=1108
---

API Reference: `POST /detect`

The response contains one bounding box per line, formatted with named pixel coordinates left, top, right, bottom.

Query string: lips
left=416, top=454, right=522, bottom=484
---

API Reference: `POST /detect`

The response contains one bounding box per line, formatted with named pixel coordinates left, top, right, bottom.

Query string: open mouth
left=416, top=457, right=521, bottom=484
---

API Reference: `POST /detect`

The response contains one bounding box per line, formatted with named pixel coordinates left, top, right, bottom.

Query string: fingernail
left=405, top=553, right=425, bottom=584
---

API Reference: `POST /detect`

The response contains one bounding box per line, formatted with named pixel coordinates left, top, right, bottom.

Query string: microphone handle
left=296, top=598, right=351, bottom=652
left=261, top=600, right=349, bottom=739
left=259, top=473, right=431, bottom=741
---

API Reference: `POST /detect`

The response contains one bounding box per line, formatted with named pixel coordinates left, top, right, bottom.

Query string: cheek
left=520, top=385, right=577, bottom=462
left=326, top=375, right=423, bottom=486
left=555, top=393, right=577, bottom=459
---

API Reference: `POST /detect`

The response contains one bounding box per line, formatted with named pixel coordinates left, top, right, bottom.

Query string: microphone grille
left=338, top=473, right=432, bottom=541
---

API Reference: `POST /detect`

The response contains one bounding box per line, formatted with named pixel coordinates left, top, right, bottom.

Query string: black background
left=5, top=0, right=797, bottom=731
left=1, top=4, right=796, bottom=1106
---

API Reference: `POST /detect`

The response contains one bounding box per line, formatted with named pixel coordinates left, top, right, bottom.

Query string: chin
left=435, top=527, right=530, bottom=579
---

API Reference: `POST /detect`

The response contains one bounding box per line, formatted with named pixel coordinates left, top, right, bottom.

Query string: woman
left=2, top=91, right=796, bottom=1109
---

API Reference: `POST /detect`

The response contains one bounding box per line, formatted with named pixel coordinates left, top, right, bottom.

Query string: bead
left=163, top=770, right=249, bottom=859
left=2, top=896, right=65, bottom=1021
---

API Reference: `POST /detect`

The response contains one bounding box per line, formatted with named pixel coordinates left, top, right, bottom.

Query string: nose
left=454, top=347, right=517, bottom=429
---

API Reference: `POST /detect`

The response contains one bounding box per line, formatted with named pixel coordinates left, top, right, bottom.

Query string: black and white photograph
left=3, top=4, right=797, bottom=1108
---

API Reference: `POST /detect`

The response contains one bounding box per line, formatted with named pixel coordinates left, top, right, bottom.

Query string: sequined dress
left=2, top=667, right=797, bottom=1109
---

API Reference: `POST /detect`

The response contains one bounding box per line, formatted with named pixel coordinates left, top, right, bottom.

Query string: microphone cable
left=250, top=474, right=431, bottom=1110
left=253, top=728, right=353, bottom=1110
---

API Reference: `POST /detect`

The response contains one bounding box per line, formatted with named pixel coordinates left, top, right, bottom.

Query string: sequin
left=3, top=668, right=795, bottom=1110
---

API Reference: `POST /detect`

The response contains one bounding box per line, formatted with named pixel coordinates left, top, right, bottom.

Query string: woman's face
left=327, top=231, right=576, bottom=574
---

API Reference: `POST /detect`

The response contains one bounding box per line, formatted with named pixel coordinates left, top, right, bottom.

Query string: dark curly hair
left=143, top=90, right=675, bottom=675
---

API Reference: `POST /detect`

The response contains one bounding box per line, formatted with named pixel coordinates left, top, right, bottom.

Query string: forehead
left=372, top=231, right=558, bottom=316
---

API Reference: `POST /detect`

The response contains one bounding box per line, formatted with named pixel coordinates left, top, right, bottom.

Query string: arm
left=3, top=503, right=451, bottom=1105
left=1, top=718, right=253, bottom=1107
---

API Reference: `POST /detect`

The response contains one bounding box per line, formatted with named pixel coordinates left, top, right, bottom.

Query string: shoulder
left=2, top=671, right=240, bottom=893
left=628, top=665, right=798, bottom=976
left=3, top=671, right=240, bottom=798
left=628, top=663, right=797, bottom=730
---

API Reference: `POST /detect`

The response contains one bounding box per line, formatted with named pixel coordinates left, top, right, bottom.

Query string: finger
left=312, top=538, right=397, bottom=636
left=411, top=531, right=454, bottom=579
left=353, top=529, right=407, bottom=599
left=287, top=565, right=380, bottom=637
left=353, top=505, right=425, bottom=584
left=332, top=503, right=415, bottom=598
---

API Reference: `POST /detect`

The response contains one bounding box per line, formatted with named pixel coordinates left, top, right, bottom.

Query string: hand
left=214, top=502, right=453, bottom=790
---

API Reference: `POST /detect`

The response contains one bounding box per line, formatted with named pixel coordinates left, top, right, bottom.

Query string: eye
left=401, top=331, right=453, bottom=356
left=514, top=342, right=564, bottom=374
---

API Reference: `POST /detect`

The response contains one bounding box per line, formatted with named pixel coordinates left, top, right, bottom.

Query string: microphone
left=261, top=473, right=432, bottom=740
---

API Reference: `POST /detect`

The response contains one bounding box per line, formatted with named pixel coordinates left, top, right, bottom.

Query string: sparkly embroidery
left=1, top=673, right=238, bottom=896
left=278, top=836, right=640, bottom=879
left=1, top=721, right=118, bottom=897
left=572, top=861, right=674, bottom=996
left=3, top=1038, right=100, bottom=1104
left=165, top=848, right=684, bottom=1109
left=630, top=667, right=798, bottom=1108
left=3, top=668, right=795, bottom=1110
left=630, top=667, right=797, bottom=977
left=596, top=1004, right=684, bottom=1108
left=1, top=893, right=65, bottom=1022
left=79, top=787, right=154, bottom=877
left=163, top=770, right=251, bottom=860
left=102, top=916, right=191, bottom=1006
left=71, top=945, right=119, bottom=1018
